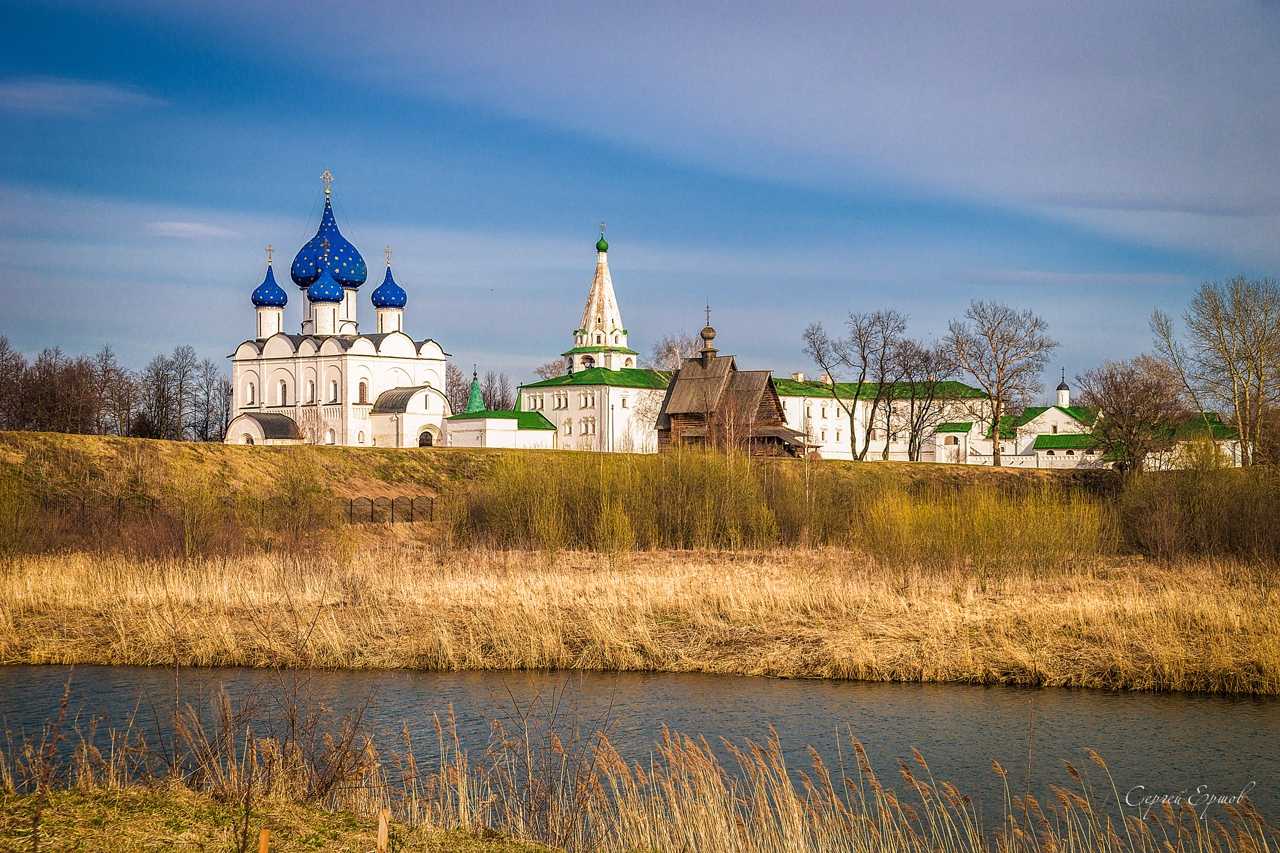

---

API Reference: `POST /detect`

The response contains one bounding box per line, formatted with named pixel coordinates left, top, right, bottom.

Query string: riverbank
left=3, top=545, right=1276, bottom=694
left=0, top=788, right=548, bottom=852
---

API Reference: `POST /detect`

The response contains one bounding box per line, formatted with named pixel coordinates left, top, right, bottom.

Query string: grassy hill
left=0, top=430, right=1114, bottom=503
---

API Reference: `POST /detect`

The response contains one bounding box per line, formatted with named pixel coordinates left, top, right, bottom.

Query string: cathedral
left=225, top=172, right=452, bottom=448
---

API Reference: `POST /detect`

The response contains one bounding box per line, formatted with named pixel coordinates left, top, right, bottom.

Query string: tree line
left=798, top=275, right=1280, bottom=470
left=0, top=337, right=232, bottom=441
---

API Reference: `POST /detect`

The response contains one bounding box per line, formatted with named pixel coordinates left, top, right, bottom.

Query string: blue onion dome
left=371, top=264, right=407, bottom=308
left=306, top=263, right=344, bottom=303
left=251, top=263, right=288, bottom=307
left=290, top=198, right=367, bottom=288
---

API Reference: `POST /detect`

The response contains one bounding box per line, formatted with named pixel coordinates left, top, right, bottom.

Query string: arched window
left=278, top=380, right=288, bottom=406
left=624, top=358, right=633, bottom=367
left=306, top=380, right=315, bottom=403
left=1066, top=449, right=1075, bottom=456
left=329, top=380, right=339, bottom=402
left=357, top=431, right=365, bottom=444
left=246, top=382, right=256, bottom=405
left=613, top=335, right=619, bottom=344
left=358, top=381, right=369, bottom=404
left=564, top=420, right=573, bottom=435
left=582, top=356, right=595, bottom=369
left=1046, top=450, right=1055, bottom=456
left=419, top=430, right=434, bottom=447
left=242, top=434, right=254, bottom=445
left=325, top=429, right=336, bottom=445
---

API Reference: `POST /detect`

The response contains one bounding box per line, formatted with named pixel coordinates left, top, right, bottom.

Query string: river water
left=1, top=666, right=1275, bottom=824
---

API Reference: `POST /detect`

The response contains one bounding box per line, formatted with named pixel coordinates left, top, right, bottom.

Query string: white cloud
left=0, top=77, right=166, bottom=116
left=147, top=221, right=242, bottom=240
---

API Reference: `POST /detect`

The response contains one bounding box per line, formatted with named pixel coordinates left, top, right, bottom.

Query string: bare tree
left=802, top=310, right=906, bottom=460
left=445, top=363, right=469, bottom=414
left=169, top=345, right=200, bottom=440
left=946, top=301, right=1056, bottom=467
left=138, top=354, right=177, bottom=439
left=1151, top=276, right=1280, bottom=466
left=481, top=371, right=514, bottom=410
left=648, top=332, right=701, bottom=372
left=190, top=359, right=227, bottom=441
left=0, top=336, right=26, bottom=430
left=1077, top=356, right=1184, bottom=473
left=894, top=339, right=955, bottom=461
left=533, top=360, right=565, bottom=380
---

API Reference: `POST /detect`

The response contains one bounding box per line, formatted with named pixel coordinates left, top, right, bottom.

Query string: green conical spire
left=465, top=370, right=485, bottom=413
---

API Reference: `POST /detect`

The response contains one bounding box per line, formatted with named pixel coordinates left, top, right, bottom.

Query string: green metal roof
left=771, top=378, right=987, bottom=400
left=521, top=367, right=670, bottom=390
left=561, top=344, right=639, bottom=356
left=992, top=405, right=1097, bottom=438
left=1032, top=433, right=1098, bottom=450
left=1169, top=412, right=1239, bottom=441
left=446, top=409, right=557, bottom=430
left=935, top=421, right=974, bottom=433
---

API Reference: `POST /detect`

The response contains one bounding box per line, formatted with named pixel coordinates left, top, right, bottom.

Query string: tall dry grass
left=2, top=546, right=1276, bottom=693
left=2, top=690, right=1275, bottom=852
left=448, top=451, right=1114, bottom=568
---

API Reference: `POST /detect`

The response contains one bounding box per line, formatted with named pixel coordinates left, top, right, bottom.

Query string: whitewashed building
left=931, top=377, right=1242, bottom=469
left=515, top=229, right=670, bottom=452
left=226, top=173, right=452, bottom=448
left=771, top=373, right=990, bottom=461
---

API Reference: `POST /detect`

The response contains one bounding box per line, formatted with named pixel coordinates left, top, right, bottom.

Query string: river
left=1, top=666, right=1274, bottom=824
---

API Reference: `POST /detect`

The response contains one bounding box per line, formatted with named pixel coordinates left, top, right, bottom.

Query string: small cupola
left=1056, top=369, right=1070, bottom=407
left=371, top=246, right=408, bottom=332
left=251, top=247, right=287, bottom=308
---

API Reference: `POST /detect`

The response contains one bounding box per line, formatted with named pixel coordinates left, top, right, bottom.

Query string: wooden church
left=655, top=322, right=809, bottom=456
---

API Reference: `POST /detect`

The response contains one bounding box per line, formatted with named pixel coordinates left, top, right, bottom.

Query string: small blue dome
left=306, top=264, right=344, bottom=303
left=290, top=198, right=367, bottom=289
left=370, top=265, right=407, bottom=308
left=251, top=264, right=288, bottom=307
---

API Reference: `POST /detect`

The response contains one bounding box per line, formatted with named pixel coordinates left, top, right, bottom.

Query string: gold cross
left=384, top=245, right=392, bottom=266
left=265, top=244, right=273, bottom=265
left=321, top=169, right=334, bottom=197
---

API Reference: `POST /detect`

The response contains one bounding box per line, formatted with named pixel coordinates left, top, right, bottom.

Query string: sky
left=1, top=1, right=1278, bottom=393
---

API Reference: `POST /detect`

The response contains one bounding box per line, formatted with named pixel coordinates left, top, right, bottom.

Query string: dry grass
left=3, top=545, right=1276, bottom=694
left=0, top=788, right=549, bottom=852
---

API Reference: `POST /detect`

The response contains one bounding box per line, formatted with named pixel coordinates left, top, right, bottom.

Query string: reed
left=448, top=450, right=1113, bottom=567
left=2, top=691, right=1274, bottom=852
left=2, top=546, right=1275, bottom=694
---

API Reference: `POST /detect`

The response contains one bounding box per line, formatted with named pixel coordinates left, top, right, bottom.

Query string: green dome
left=595, top=235, right=609, bottom=252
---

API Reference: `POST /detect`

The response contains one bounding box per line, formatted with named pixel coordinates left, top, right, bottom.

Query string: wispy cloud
left=146, top=221, right=241, bottom=240
left=0, top=77, right=165, bottom=116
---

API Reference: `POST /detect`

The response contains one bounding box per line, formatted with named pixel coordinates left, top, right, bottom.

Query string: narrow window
left=278, top=380, right=288, bottom=406
left=330, top=380, right=339, bottom=402
left=247, top=383, right=256, bottom=405
left=358, top=381, right=369, bottom=404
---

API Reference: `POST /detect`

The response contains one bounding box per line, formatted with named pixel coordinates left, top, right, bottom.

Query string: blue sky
left=2, top=1, right=1278, bottom=393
